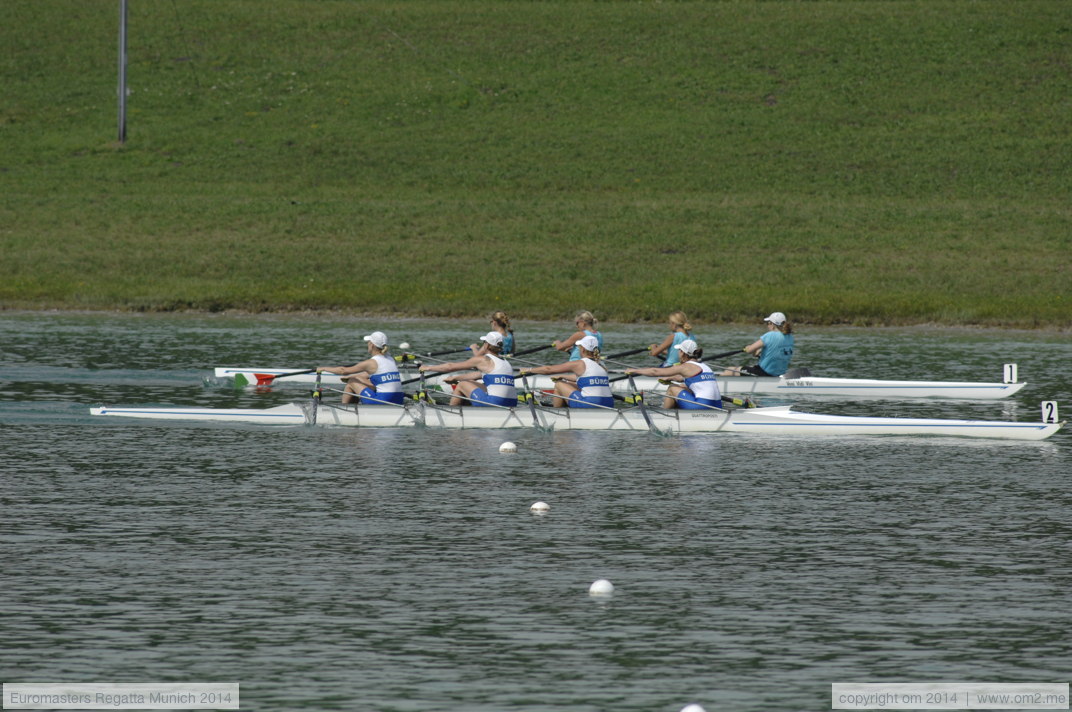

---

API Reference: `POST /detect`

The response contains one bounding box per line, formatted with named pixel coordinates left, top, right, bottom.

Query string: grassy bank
left=2, top=1, right=1069, bottom=326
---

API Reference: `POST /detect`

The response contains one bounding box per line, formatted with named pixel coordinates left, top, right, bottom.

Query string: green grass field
left=2, top=1, right=1069, bottom=326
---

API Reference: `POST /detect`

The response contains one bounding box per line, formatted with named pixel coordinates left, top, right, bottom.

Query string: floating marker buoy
left=499, top=441, right=517, bottom=453
left=588, top=579, right=614, bottom=596
left=680, top=705, right=707, bottom=712
left=530, top=501, right=549, bottom=513
left=399, top=342, right=410, bottom=350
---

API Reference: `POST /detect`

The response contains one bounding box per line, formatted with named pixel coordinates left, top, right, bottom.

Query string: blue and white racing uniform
left=676, top=362, right=722, bottom=409
left=567, top=358, right=614, bottom=409
left=360, top=354, right=404, bottom=405
left=469, top=354, right=517, bottom=408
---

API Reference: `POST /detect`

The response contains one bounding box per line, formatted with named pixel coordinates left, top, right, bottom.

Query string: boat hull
left=213, top=367, right=1025, bottom=400
left=90, top=402, right=1063, bottom=441
left=90, top=403, right=308, bottom=424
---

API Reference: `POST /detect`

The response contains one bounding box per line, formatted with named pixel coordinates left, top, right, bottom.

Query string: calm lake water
left=1, top=312, right=1069, bottom=711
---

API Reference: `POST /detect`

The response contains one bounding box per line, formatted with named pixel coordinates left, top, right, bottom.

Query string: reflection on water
left=1, top=313, right=1069, bottom=711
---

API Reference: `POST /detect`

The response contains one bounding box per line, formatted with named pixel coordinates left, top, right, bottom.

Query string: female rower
left=627, top=339, right=721, bottom=410
left=520, top=335, right=613, bottom=408
left=721, top=311, right=794, bottom=377
left=420, top=331, right=517, bottom=408
left=317, top=330, right=403, bottom=405
left=469, top=310, right=515, bottom=356
left=649, top=310, right=694, bottom=367
left=553, top=310, right=603, bottom=361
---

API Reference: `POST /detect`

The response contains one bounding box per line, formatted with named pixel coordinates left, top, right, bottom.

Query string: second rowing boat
left=212, top=366, right=1027, bottom=400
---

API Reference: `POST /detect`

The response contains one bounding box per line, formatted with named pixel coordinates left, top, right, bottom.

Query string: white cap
left=480, top=331, right=503, bottom=347
left=576, top=335, right=600, bottom=352
left=764, top=312, right=786, bottom=326
left=676, top=338, right=699, bottom=356
left=363, top=331, right=388, bottom=348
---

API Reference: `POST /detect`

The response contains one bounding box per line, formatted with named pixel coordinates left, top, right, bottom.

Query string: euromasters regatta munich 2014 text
left=7, top=691, right=198, bottom=706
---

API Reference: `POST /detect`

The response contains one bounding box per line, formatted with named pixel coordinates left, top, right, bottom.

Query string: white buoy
left=588, top=578, right=614, bottom=596
left=529, top=501, right=550, bottom=513
left=680, top=705, right=707, bottom=712
left=399, top=341, right=410, bottom=350
left=499, top=441, right=517, bottom=453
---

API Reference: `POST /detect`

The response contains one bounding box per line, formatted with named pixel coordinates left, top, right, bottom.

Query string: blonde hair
left=490, top=310, right=513, bottom=335
left=579, top=343, right=602, bottom=362
left=668, top=311, right=692, bottom=334
left=575, top=310, right=597, bottom=329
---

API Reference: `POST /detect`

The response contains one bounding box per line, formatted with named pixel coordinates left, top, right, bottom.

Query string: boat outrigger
left=213, top=365, right=1027, bottom=401
left=90, top=399, right=1064, bottom=441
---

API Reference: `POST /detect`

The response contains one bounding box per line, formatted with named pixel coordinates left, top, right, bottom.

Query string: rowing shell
left=212, top=367, right=1027, bottom=400
left=89, top=402, right=1064, bottom=441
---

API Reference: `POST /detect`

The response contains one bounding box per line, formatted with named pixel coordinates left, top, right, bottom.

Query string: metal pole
left=118, top=0, right=127, bottom=143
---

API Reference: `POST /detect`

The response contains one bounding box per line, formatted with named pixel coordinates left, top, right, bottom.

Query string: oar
left=511, top=344, right=553, bottom=358
left=604, top=347, right=650, bottom=360
left=520, top=373, right=543, bottom=428
left=242, top=368, right=317, bottom=387
left=408, top=346, right=472, bottom=358
left=708, top=348, right=749, bottom=360
left=310, top=370, right=322, bottom=425
left=626, top=373, right=671, bottom=436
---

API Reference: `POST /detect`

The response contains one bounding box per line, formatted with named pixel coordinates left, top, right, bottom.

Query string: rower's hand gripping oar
left=399, top=347, right=470, bottom=362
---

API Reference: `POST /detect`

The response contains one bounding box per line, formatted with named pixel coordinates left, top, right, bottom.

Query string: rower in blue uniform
left=420, top=331, right=517, bottom=407
left=553, top=310, right=604, bottom=361
left=649, top=311, right=695, bottom=367
left=520, top=335, right=613, bottom=408
left=318, top=330, right=404, bottom=405
left=627, top=339, right=722, bottom=409
left=469, top=311, right=515, bottom=356
left=721, top=311, right=795, bottom=377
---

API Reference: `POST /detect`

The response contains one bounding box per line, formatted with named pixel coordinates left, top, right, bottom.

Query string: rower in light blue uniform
left=627, top=339, right=722, bottom=410
left=469, top=311, right=515, bottom=356
left=721, top=311, right=795, bottom=377
left=554, top=310, right=604, bottom=361
left=420, top=331, right=517, bottom=408
left=649, top=311, right=695, bottom=367
left=318, top=330, right=404, bottom=405
left=520, top=335, right=613, bottom=409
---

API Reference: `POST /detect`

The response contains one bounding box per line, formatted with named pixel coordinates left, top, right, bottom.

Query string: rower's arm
left=421, top=355, right=483, bottom=373
left=628, top=364, right=685, bottom=379
left=552, top=330, right=583, bottom=352
left=320, top=359, right=373, bottom=376
left=522, top=361, right=581, bottom=376
left=649, top=334, right=673, bottom=358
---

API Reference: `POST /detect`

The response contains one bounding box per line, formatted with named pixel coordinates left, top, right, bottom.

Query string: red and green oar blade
left=234, top=368, right=317, bottom=387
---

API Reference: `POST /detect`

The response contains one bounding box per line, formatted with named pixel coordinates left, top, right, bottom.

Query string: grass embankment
left=1, top=1, right=1069, bottom=326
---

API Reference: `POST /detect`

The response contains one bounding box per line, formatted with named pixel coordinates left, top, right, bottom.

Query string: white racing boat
left=89, top=400, right=1064, bottom=441
left=212, top=365, right=1027, bottom=400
